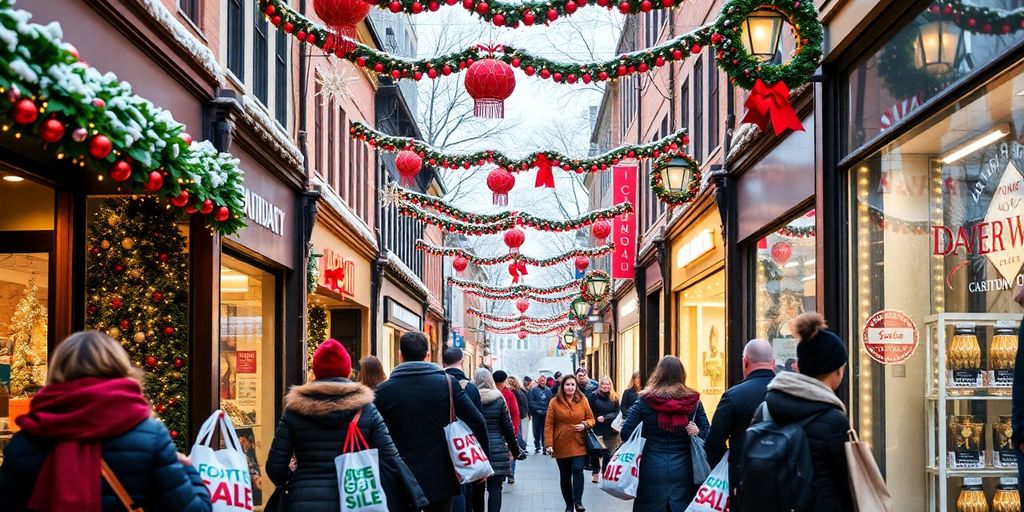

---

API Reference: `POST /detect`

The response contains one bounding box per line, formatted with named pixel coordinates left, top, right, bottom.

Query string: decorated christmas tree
left=85, top=196, right=190, bottom=448
left=307, top=305, right=328, bottom=370
left=9, top=279, right=47, bottom=397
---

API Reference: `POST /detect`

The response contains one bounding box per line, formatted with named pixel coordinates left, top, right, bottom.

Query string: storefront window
left=617, top=320, right=640, bottom=394
left=849, top=57, right=1024, bottom=511
left=676, top=271, right=726, bottom=416
left=845, top=1, right=1024, bottom=154
left=220, top=255, right=277, bottom=508
left=753, top=210, right=816, bottom=370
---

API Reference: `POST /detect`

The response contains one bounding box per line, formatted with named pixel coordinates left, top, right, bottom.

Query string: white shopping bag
left=444, top=376, right=494, bottom=483
left=686, top=452, right=730, bottom=512
left=610, top=411, right=624, bottom=432
left=598, top=422, right=646, bottom=500
left=190, top=410, right=254, bottom=512
left=335, top=410, right=388, bottom=512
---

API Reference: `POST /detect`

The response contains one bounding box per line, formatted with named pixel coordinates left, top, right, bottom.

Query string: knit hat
left=312, top=339, right=352, bottom=380
left=793, top=313, right=847, bottom=377
left=492, top=370, right=508, bottom=384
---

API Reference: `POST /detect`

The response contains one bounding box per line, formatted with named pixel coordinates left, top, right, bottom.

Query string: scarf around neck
left=643, top=391, right=700, bottom=433
left=16, top=376, right=152, bottom=512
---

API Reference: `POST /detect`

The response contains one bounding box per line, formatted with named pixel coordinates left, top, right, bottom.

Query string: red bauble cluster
left=39, top=118, right=64, bottom=143
left=486, top=167, right=515, bottom=206
left=516, top=297, right=530, bottom=314
left=503, top=227, right=525, bottom=253
left=592, top=219, right=611, bottom=242
left=575, top=256, right=590, bottom=273
left=464, top=58, right=516, bottom=119
left=452, top=255, right=469, bottom=274
left=395, top=150, right=423, bottom=187
left=89, top=135, right=113, bottom=159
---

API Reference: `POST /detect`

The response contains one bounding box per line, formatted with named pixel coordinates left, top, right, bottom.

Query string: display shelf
left=924, top=312, right=1020, bottom=512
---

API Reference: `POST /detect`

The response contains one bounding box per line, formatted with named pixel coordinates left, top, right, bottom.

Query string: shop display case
left=926, top=313, right=1020, bottom=512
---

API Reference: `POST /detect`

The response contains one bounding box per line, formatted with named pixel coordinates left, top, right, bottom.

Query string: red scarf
left=16, top=376, right=152, bottom=512
left=644, top=392, right=700, bottom=433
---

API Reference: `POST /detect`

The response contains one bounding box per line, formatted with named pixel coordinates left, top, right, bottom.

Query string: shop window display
left=753, top=210, right=816, bottom=372
left=676, top=271, right=726, bottom=416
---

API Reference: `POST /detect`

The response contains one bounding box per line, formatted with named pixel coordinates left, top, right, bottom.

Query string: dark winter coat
left=0, top=418, right=211, bottom=512
left=579, top=378, right=599, bottom=398
left=705, top=368, right=774, bottom=491
left=587, top=390, right=620, bottom=437
left=445, top=367, right=482, bottom=412
left=620, top=387, right=640, bottom=416
left=752, top=371, right=853, bottom=512
left=528, top=386, right=551, bottom=417
left=375, top=361, right=490, bottom=504
left=620, top=395, right=710, bottom=512
left=512, top=389, right=529, bottom=420
left=265, top=378, right=428, bottom=512
left=479, top=388, right=523, bottom=476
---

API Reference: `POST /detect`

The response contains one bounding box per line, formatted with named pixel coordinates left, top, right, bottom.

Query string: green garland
left=650, top=153, right=703, bottom=206
left=399, top=202, right=508, bottom=234
left=925, top=1, right=1024, bottom=33
left=395, top=196, right=633, bottom=234
left=480, top=319, right=574, bottom=335
left=448, top=276, right=582, bottom=295
left=357, top=122, right=687, bottom=174
left=467, top=307, right=569, bottom=324
left=307, top=243, right=323, bottom=292
left=778, top=224, right=814, bottom=238
left=416, top=239, right=614, bottom=266
left=462, top=289, right=578, bottom=303
left=0, top=1, right=246, bottom=233
left=367, top=0, right=688, bottom=26
left=307, top=305, right=328, bottom=367
left=579, top=270, right=611, bottom=304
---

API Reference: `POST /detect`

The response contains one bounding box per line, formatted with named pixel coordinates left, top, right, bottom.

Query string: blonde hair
left=599, top=375, right=618, bottom=401
left=507, top=375, right=524, bottom=392
left=48, top=331, right=143, bottom=384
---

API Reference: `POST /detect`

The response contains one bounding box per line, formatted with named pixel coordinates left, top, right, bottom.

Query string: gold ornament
left=128, top=269, right=142, bottom=280
left=100, top=240, right=111, bottom=249
left=993, top=481, right=1021, bottom=512
left=107, top=327, right=121, bottom=339
left=107, top=214, right=121, bottom=227
left=121, top=237, right=135, bottom=250
left=133, top=332, right=146, bottom=343
left=990, top=327, right=1017, bottom=370
left=949, top=324, right=982, bottom=370
left=957, top=483, right=989, bottom=512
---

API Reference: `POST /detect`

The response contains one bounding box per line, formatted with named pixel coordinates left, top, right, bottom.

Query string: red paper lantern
left=464, top=58, right=516, bottom=118
left=575, top=256, right=590, bottom=272
left=592, top=219, right=611, bottom=242
left=452, top=255, right=469, bottom=274
left=313, top=0, right=370, bottom=54
left=516, top=297, right=530, bottom=314
left=504, top=228, right=525, bottom=253
left=518, top=330, right=528, bottom=340
left=395, top=150, right=423, bottom=187
left=486, top=168, right=515, bottom=206
left=771, top=241, right=793, bottom=265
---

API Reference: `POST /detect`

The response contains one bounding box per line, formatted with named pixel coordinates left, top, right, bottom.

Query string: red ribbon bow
left=508, top=261, right=529, bottom=283
left=324, top=266, right=346, bottom=292
left=534, top=154, right=555, bottom=188
left=741, top=79, right=805, bottom=136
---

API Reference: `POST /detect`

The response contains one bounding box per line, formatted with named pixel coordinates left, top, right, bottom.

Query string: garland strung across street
left=479, top=319, right=575, bottom=335
left=466, top=307, right=569, bottom=325
left=461, top=289, right=578, bottom=303
left=364, top=0, right=690, bottom=26
left=448, top=276, right=582, bottom=296
left=417, top=239, right=613, bottom=266
left=0, top=1, right=246, bottom=233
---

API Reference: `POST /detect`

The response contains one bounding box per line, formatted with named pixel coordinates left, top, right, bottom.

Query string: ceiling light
left=941, top=125, right=1010, bottom=163
left=2, top=175, right=24, bottom=182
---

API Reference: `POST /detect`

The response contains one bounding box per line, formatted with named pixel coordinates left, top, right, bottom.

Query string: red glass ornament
left=170, top=190, right=189, bottom=207
left=770, top=241, right=793, bottom=265
left=453, top=255, right=469, bottom=274
left=89, top=135, right=113, bottom=159
left=174, top=358, right=185, bottom=368
left=12, top=99, right=38, bottom=125
left=564, top=0, right=578, bottom=13
left=159, top=252, right=169, bottom=263
left=110, top=160, right=132, bottom=182
left=523, top=11, right=535, bottom=24
left=575, top=256, right=590, bottom=272
left=145, top=356, right=157, bottom=368
left=493, top=13, right=504, bottom=25
left=592, top=219, right=611, bottom=242
left=200, top=199, right=214, bottom=215
left=163, top=326, right=175, bottom=336
left=518, top=330, right=527, bottom=340
left=504, top=228, right=525, bottom=253
left=516, top=297, right=530, bottom=314
left=486, top=168, right=515, bottom=206
left=111, top=296, right=123, bottom=309
left=89, top=246, right=100, bottom=257
left=144, top=170, right=163, bottom=192
left=120, top=319, right=130, bottom=329
left=464, top=58, right=516, bottom=118
left=40, top=118, right=64, bottom=142
left=395, top=150, right=423, bottom=187
left=214, top=206, right=230, bottom=222
left=313, top=0, right=370, bottom=54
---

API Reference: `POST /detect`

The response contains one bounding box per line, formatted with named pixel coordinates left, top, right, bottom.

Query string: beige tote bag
left=845, top=425, right=893, bottom=512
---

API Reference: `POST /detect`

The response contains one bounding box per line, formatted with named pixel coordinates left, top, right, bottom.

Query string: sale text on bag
left=343, top=466, right=384, bottom=508
left=691, top=475, right=730, bottom=512
left=453, top=434, right=487, bottom=465
left=198, top=464, right=254, bottom=510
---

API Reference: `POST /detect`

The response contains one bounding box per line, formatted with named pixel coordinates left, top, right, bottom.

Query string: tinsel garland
left=650, top=153, right=703, bottom=206
left=0, top=1, right=246, bottom=233
left=448, top=276, right=583, bottom=295
left=925, top=1, right=1024, bottom=33
left=865, top=204, right=930, bottom=234
left=359, top=123, right=687, bottom=174
left=366, top=0, right=689, bottom=26
left=416, top=239, right=614, bottom=266
left=467, top=307, right=569, bottom=325
left=480, top=319, right=574, bottom=335
left=463, top=289, right=578, bottom=303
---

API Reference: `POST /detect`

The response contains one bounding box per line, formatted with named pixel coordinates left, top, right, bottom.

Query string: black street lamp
left=741, top=9, right=785, bottom=61
left=584, top=273, right=610, bottom=302
left=661, top=157, right=696, bottom=194
left=914, top=20, right=963, bottom=75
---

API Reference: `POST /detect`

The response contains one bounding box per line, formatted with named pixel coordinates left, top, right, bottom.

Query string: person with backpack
left=619, top=355, right=709, bottom=511
left=529, top=375, right=552, bottom=454
left=705, top=339, right=776, bottom=509
left=265, top=339, right=428, bottom=511
left=443, top=347, right=481, bottom=512
left=472, top=369, right=526, bottom=512
left=740, top=313, right=853, bottom=512
left=0, top=331, right=211, bottom=512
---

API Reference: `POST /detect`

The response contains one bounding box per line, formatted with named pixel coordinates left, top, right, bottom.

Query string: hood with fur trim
left=284, top=378, right=374, bottom=417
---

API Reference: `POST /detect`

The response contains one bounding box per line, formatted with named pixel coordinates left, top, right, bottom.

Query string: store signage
left=320, top=248, right=356, bottom=297
left=612, top=164, right=637, bottom=279
left=452, top=330, right=466, bottom=349
left=384, top=298, right=421, bottom=331
left=676, top=229, right=715, bottom=268
left=861, top=309, right=919, bottom=365
left=236, top=351, right=257, bottom=373
left=242, top=187, right=286, bottom=236
left=970, top=142, right=1023, bottom=205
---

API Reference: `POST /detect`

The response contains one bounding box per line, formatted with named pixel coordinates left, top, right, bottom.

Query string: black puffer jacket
left=265, top=378, right=428, bottom=512
left=513, top=389, right=529, bottom=421
left=479, top=389, right=523, bottom=476
left=588, top=390, right=620, bottom=436
left=0, top=418, right=210, bottom=512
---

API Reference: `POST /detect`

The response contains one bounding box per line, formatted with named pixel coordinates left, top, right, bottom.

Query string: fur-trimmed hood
left=284, top=378, right=374, bottom=417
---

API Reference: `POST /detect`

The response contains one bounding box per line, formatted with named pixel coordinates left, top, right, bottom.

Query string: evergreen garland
left=467, top=307, right=569, bottom=324
left=448, top=276, right=583, bottom=295
left=417, top=239, right=614, bottom=266
left=394, top=195, right=632, bottom=234
left=650, top=153, right=703, bottom=206
left=365, top=0, right=689, bottom=26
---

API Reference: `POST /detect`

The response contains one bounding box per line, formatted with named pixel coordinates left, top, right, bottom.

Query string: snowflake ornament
left=380, top=182, right=403, bottom=209
left=316, top=65, right=358, bottom=103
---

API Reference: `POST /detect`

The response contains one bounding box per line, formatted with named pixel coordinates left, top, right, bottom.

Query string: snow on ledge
left=310, top=175, right=378, bottom=249
left=387, top=251, right=433, bottom=300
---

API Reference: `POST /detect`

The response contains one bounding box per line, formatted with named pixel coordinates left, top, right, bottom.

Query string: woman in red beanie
left=266, top=339, right=428, bottom=511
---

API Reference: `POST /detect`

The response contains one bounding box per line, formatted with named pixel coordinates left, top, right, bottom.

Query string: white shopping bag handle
left=193, top=409, right=244, bottom=453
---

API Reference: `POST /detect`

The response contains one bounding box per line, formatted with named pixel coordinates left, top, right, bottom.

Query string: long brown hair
left=557, top=374, right=583, bottom=405
left=642, top=356, right=694, bottom=398
left=48, top=331, right=143, bottom=384
left=629, top=371, right=642, bottom=391
left=358, top=356, right=387, bottom=389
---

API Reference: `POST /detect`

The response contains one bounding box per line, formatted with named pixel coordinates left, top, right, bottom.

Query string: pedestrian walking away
left=705, top=339, right=776, bottom=510
left=375, top=332, right=491, bottom=512
left=443, top=347, right=483, bottom=512
left=587, top=376, right=621, bottom=483
left=472, top=369, right=527, bottom=512
left=620, top=355, right=710, bottom=512
left=0, top=331, right=211, bottom=512
left=620, top=372, right=641, bottom=418
left=744, top=313, right=853, bottom=512
left=545, top=374, right=596, bottom=512
left=506, top=375, right=531, bottom=484
left=265, top=339, right=428, bottom=511
left=358, top=355, right=388, bottom=390
left=530, top=375, right=553, bottom=454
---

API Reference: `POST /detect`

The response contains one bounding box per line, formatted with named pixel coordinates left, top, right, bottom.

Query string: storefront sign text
left=971, top=142, right=1023, bottom=205
left=612, top=164, right=637, bottom=279
left=676, top=229, right=715, bottom=268
left=862, top=309, right=919, bottom=365
left=320, top=248, right=356, bottom=297
left=385, top=298, right=421, bottom=331
left=242, top=187, right=286, bottom=236
left=236, top=351, right=257, bottom=373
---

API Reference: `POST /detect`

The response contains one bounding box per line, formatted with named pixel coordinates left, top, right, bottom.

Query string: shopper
left=375, top=332, right=490, bottom=512
left=576, top=367, right=599, bottom=398
left=747, top=313, right=853, bottom=511
left=550, top=371, right=563, bottom=396
left=358, top=355, right=388, bottom=389
left=545, top=375, right=596, bottom=512
left=442, top=347, right=481, bottom=512
left=620, top=355, right=709, bottom=511
left=587, top=376, right=621, bottom=483
left=529, top=375, right=552, bottom=454
left=472, top=369, right=526, bottom=512
left=621, top=371, right=641, bottom=416
left=705, top=339, right=776, bottom=509
left=0, top=331, right=211, bottom=512
left=266, top=340, right=427, bottom=511
left=1014, top=284, right=1024, bottom=500
left=506, top=375, right=530, bottom=484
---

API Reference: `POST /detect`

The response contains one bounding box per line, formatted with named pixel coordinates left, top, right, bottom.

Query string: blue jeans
left=532, top=414, right=546, bottom=450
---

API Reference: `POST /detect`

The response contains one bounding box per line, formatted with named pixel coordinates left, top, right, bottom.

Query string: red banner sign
left=320, top=248, right=356, bottom=297
left=612, top=164, right=637, bottom=279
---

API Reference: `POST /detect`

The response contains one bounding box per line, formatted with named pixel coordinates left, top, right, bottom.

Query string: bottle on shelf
left=992, top=478, right=1020, bottom=512
left=957, top=478, right=989, bottom=512
left=949, top=323, right=984, bottom=392
left=989, top=322, right=1017, bottom=393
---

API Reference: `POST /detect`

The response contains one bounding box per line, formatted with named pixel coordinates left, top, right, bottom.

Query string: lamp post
left=661, top=157, right=696, bottom=194
left=740, top=9, right=785, bottom=62
left=914, top=20, right=963, bottom=74
left=584, top=273, right=611, bottom=302
left=572, top=297, right=592, bottom=319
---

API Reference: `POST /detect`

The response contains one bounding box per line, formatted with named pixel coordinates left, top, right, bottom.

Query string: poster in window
left=699, top=308, right=725, bottom=398
left=236, top=351, right=257, bottom=373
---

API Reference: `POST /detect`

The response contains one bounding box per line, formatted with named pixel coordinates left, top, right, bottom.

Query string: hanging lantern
left=464, top=58, right=516, bottom=118
left=395, top=150, right=423, bottom=187
left=314, top=0, right=371, bottom=54
left=574, top=256, right=590, bottom=273
left=771, top=241, right=793, bottom=265
left=452, top=255, right=469, bottom=275
left=486, top=168, right=516, bottom=206
left=504, top=228, right=525, bottom=253
left=592, top=219, right=611, bottom=243
left=571, top=297, right=592, bottom=319
left=518, top=330, right=528, bottom=340
left=582, top=270, right=611, bottom=304
left=516, top=297, right=530, bottom=314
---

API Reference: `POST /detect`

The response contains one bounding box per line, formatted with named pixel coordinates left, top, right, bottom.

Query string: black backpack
left=738, top=402, right=824, bottom=512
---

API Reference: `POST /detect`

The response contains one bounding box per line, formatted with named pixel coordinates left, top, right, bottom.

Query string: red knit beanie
left=313, top=339, right=352, bottom=379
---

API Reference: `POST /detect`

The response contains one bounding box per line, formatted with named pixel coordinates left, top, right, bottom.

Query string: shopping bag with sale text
left=443, top=377, right=494, bottom=482
left=335, top=410, right=388, bottom=512
left=686, top=452, right=730, bottom=512
left=598, top=422, right=646, bottom=500
left=190, top=410, right=254, bottom=512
